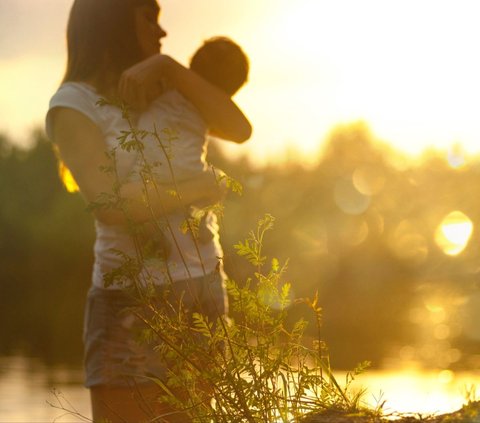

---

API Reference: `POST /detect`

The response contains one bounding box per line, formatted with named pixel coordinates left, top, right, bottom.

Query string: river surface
left=1, top=355, right=479, bottom=422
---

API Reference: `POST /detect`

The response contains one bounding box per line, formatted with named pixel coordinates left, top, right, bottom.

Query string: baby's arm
left=119, top=54, right=252, bottom=143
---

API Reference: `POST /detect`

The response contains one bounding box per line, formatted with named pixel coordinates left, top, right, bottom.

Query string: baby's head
left=189, top=36, right=249, bottom=97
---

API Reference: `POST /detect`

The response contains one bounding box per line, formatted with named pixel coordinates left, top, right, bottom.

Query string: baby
left=133, top=36, right=249, bottom=184
left=132, top=36, right=249, bottom=257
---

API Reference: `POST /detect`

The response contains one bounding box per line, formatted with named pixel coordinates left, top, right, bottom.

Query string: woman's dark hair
left=190, top=36, right=249, bottom=96
left=63, top=0, right=158, bottom=94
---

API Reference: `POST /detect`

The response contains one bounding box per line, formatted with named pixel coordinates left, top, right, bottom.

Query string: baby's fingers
left=118, top=72, right=145, bottom=109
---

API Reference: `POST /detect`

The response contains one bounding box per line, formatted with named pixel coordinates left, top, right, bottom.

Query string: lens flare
left=434, top=211, right=473, bottom=256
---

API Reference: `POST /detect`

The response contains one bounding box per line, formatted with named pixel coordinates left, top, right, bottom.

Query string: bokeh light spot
left=389, top=220, right=428, bottom=264
left=352, top=165, right=386, bottom=195
left=446, top=145, right=466, bottom=169
left=428, top=307, right=446, bottom=324
left=334, top=178, right=370, bottom=215
left=340, top=218, right=369, bottom=246
left=446, top=348, right=462, bottom=364
left=434, top=324, right=450, bottom=340
left=434, top=211, right=473, bottom=256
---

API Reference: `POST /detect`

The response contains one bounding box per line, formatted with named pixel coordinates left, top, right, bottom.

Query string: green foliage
left=215, top=168, right=244, bottom=196
left=85, top=190, right=127, bottom=213
left=0, top=132, right=94, bottom=362
left=233, top=213, right=274, bottom=267
left=102, top=249, right=143, bottom=288
left=129, top=215, right=370, bottom=422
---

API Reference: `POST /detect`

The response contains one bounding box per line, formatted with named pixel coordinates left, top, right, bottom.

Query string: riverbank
left=302, top=401, right=480, bottom=422
left=2, top=355, right=479, bottom=422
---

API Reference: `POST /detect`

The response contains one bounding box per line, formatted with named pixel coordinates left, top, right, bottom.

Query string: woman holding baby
left=46, top=0, right=251, bottom=421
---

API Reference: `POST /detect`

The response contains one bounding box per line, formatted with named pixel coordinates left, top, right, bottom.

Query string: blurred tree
left=1, top=122, right=479, bottom=369
left=0, top=131, right=94, bottom=364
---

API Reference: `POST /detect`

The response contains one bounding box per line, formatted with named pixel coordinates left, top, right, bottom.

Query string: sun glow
left=225, top=0, right=480, bottom=164
left=353, top=369, right=475, bottom=416
left=3, top=0, right=480, bottom=165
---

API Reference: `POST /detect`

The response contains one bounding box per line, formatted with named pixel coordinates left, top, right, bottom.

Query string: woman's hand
left=48, top=107, right=223, bottom=226
left=179, top=168, right=227, bottom=208
left=118, top=54, right=170, bottom=110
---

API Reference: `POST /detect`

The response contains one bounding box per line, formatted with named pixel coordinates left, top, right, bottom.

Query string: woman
left=45, top=0, right=251, bottom=421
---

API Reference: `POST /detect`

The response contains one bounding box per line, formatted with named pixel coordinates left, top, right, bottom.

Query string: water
left=0, top=356, right=90, bottom=422
left=352, top=368, right=480, bottom=416
left=0, top=355, right=479, bottom=422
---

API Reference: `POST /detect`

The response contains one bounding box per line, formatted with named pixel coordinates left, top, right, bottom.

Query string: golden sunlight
left=4, top=0, right=480, bottom=163
left=434, top=211, right=473, bottom=256
left=231, top=0, right=480, bottom=163
left=58, top=161, right=79, bottom=193
left=348, top=369, right=479, bottom=416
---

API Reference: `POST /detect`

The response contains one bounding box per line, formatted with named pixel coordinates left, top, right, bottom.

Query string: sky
left=1, top=0, right=480, bottom=166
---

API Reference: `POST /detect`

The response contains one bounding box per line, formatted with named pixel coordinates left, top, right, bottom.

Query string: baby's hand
left=118, top=54, right=171, bottom=110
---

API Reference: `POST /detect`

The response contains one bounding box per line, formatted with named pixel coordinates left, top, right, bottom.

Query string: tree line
left=1, top=122, right=479, bottom=369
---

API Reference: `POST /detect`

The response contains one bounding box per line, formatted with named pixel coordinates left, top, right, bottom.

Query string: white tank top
left=46, top=82, right=222, bottom=289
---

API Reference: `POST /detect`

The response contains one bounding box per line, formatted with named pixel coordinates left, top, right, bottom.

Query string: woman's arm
left=118, top=54, right=252, bottom=143
left=49, top=107, right=224, bottom=225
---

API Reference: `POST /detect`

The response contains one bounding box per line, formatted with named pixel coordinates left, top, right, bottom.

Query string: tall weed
left=86, top=100, right=371, bottom=422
